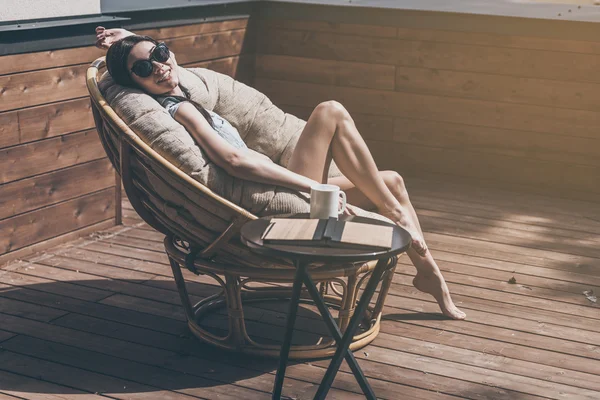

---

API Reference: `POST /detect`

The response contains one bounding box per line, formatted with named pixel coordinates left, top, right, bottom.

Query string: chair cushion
left=99, top=66, right=391, bottom=222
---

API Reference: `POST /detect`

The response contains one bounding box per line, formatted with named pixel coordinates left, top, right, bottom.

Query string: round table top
left=240, top=213, right=412, bottom=263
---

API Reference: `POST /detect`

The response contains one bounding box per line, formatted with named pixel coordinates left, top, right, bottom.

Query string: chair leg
left=370, top=262, right=397, bottom=323
left=319, top=281, right=327, bottom=297
left=338, top=274, right=358, bottom=333
left=168, top=256, right=195, bottom=321
left=224, top=274, right=246, bottom=348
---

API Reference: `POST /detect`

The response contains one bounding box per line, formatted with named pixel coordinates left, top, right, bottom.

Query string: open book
left=261, top=217, right=394, bottom=251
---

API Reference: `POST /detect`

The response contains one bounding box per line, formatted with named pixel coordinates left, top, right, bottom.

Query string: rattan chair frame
left=86, top=57, right=398, bottom=359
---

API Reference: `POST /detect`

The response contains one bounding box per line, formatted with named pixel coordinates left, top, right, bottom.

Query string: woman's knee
left=314, top=100, right=351, bottom=122
left=382, top=171, right=409, bottom=199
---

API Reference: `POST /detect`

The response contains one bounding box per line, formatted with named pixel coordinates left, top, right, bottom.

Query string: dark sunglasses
left=130, top=42, right=170, bottom=78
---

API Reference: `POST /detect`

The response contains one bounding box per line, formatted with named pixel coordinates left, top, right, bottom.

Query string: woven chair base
left=189, top=290, right=380, bottom=359
left=165, top=237, right=397, bottom=360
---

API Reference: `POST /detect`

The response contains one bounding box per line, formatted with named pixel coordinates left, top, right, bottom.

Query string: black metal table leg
left=302, top=273, right=377, bottom=399
left=272, top=259, right=308, bottom=400
left=313, top=256, right=395, bottom=400
left=240, top=215, right=411, bottom=400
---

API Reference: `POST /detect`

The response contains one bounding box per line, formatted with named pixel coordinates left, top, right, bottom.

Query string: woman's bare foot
left=378, top=206, right=428, bottom=257
left=413, top=271, right=466, bottom=320
left=95, top=26, right=134, bottom=50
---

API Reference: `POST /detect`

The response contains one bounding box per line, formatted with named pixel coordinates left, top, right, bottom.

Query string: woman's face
left=127, top=41, right=180, bottom=95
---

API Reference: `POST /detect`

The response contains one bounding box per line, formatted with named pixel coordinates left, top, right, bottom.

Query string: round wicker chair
left=86, top=57, right=399, bottom=359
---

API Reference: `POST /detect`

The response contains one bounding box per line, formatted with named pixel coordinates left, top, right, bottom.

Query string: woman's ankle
left=377, top=203, right=406, bottom=219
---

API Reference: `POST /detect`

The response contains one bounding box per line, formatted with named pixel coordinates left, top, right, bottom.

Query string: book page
left=262, top=218, right=319, bottom=241
left=340, top=222, right=393, bottom=249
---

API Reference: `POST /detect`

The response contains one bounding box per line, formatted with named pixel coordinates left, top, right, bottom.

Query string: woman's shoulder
left=155, top=96, right=185, bottom=118
left=156, top=95, right=181, bottom=107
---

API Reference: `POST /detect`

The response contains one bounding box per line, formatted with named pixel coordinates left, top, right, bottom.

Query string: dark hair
left=106, top=35, right=214, bottom=127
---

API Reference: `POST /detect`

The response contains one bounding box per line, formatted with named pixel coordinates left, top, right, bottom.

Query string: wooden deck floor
left=1, top=178, right=599, bottom=400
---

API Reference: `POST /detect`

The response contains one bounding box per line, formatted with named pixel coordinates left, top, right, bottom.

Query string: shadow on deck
left=1, top=177, right=599, bottom=400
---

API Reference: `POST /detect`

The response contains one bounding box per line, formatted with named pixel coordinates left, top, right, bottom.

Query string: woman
left=96, top=27, right=466, bottom=320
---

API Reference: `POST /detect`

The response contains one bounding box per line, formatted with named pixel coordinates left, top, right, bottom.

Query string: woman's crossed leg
left=288, top=100, right=466, bottom=320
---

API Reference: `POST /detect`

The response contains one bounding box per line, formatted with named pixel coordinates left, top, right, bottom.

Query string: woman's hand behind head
left=95, top=26, right=134, bottom=50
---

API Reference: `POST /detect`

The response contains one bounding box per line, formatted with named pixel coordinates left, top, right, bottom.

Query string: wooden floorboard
left=1, top=178, right=599, bottom=399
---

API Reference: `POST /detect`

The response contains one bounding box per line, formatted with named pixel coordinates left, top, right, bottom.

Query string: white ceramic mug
left=310, top=184, right=347, bottom=219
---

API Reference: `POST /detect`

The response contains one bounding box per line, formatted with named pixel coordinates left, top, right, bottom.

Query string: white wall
left=0, top=0, right=101, bottom=22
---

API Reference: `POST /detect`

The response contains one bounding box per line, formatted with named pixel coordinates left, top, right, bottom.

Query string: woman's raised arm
left=95, top=26, right=135, bottom=49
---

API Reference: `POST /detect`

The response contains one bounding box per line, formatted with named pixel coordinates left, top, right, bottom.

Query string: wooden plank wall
left=0, top=17, right=255, bottom=264
left=254, top=18, right=600, bottom=203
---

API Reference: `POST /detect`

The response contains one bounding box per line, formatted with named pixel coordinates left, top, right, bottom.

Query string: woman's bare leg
left=329, top=172, right=466, bottom=320
left=287, top=101, right=428, bottom=256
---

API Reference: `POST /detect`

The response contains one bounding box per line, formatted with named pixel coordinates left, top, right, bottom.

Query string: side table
left=240, top=213, right=411, bottom=400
